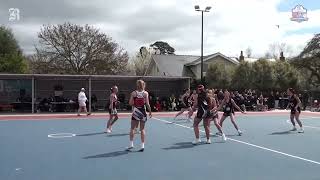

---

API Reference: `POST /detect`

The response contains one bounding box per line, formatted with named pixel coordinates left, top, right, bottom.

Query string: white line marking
left=48, top=133, right=76, bottom=138
left=153, top=117, right=320, bottom=165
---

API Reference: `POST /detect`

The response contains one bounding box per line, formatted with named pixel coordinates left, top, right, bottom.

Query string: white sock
left=141, top=143, right=145, bottom=149
left=130, top=141, right=134, bottom=147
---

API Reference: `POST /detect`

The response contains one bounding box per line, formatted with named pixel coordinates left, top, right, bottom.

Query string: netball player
left=173, top=89, right=191, bottom=122
left=216, top=90, right=245, bottom=136
left=105, top=86, right=119, bottom=133
left=286, top=88, right=304, bottom=133
left=207, top=90, right=227, bottom=141
left=192, top=85, right=211, bottom=145
left=126, top=80, right=152, bottom=152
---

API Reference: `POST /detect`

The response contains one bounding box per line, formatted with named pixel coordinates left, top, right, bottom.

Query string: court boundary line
left=152, top=117, right=320, bottom=166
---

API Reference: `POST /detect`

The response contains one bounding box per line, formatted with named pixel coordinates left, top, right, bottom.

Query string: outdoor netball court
left=0, top=110, right=320, bottom=180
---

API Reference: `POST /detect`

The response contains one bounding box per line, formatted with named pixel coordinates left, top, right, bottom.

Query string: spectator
left=217, top=89, right=224, bottom=104
left=268, top=91, right=275, bottom=110
left=77, top=88, right=90, bottom=116
left=275, top=91, right=280, bottom=109
left=91, top=94, right=97, bottom=111
left=302, top=90, right=309, bottom=110
left=169, top=94, right=177, bottom=111
left=256, top=94, right=267, bottom=111
left=155, top=100, right=162, bottom=112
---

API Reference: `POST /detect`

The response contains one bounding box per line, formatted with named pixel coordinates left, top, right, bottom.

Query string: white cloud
left=1, top=0, right=319, bottom=58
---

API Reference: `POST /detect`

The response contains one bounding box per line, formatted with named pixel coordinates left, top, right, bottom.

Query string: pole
left=31, top=77, right=34, bottom=113
left=89, top=77, right=92, bottom=113
left=201, top=11, right=204, bottom=84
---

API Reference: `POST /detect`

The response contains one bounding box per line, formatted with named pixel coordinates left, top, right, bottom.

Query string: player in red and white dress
left=105, top=86, right=119, bottom=133
left=127, top=80, right=152, bottom=152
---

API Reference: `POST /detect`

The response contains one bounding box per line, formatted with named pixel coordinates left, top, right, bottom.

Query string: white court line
left=153, top=117, right=320, bottom=166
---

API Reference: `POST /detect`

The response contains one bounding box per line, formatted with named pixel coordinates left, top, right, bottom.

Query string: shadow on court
left=208, top=134, right=239, bottom=138
left=270, top=130, right=292, bottom=135
left=76, top=132, right=106, bottom=136
left=83, top=151, right=131, bottom=159
left=162, top=142, right=205, bottom=150
left=107, top=133, right=129, bottom=137
left=76, top=132, right=129, bottom=137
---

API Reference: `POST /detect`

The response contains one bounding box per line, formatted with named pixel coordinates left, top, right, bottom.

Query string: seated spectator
left=311, top=100, right=320, bottom=112
left=256, top=94, right=267, bottom=111
left=155, top=100, right=162, bottom=112
left=267, top=91, right=275, bottom=110
left=169, top=95, right=178, bottom=111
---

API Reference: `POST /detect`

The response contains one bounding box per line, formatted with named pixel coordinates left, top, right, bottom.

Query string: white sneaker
left=106, top=129, right=111, bottom=133
left=222, top=133, right=227, bottom=141
left=290, top=127, right=297, bottom=131
left=192, top=139, right=202, bottom=145
left=298, top=128, right=304, bottom=133
left=238, top=130, right=243, bottom=136
left=206, top=139, right=211, bottom=144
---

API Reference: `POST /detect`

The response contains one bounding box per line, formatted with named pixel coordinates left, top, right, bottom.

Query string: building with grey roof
left=145, top=52, right=239, bottom=79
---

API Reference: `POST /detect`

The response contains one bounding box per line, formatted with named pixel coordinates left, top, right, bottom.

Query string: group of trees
left=0, top=23, right=319, bottom=91
left=206, top=60, right=301, bottom=91
left=0, top=23, right=176, bottom=76
left=0, top=26, right=27, bottom=73
left=29, top=23, right=129, bottom=75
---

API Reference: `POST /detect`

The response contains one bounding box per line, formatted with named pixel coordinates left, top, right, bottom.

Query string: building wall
left=189, top=56, right=237, bottom=79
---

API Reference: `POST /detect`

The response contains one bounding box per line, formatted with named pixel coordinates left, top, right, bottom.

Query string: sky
left=1, top=0, right=319, bottom=58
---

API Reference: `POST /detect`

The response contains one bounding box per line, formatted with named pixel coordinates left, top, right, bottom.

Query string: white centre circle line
left=48, top=133, right=76, bottom=138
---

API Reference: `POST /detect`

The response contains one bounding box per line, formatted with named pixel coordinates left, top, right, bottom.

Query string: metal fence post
left=89, top=77, right=92, bottom=113
left=32, top=77, right=35, bottom=113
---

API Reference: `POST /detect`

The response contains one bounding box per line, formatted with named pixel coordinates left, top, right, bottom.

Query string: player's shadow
left=107, top=133, right=129, bottom=137
left=270, top=130, right=292, bottom=135
left=209, top=134, right=239, bottom=138
left=166, top=121, right=191, bottom=125
left=76, top=132, right=129, bottom=137
left=76, top=132, right=105, bottom=137
left=83, top=150, right=133, bottom=159
left=162, top=142, right=205, bottom=150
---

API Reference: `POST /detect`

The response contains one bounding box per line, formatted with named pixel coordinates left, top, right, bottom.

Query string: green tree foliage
left=231, top=61, right=252, bottom=90
left=291, top=33, right=320, bottom=87
left=150, top=41, right=175, bottom=55
left=273, top=61, right=299, bottom=90
left=251, top=59, right=275, bottom=90
left=206, top=63, right=234, bottom=89
left=205, top=59, right=302, bottom=91
left=0, top=26, right=27, bottom=73
left=31, top=23, right=129, bottom=75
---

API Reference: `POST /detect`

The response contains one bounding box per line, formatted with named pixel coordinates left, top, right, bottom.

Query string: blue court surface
left=1, top=113, right=320, bottom=180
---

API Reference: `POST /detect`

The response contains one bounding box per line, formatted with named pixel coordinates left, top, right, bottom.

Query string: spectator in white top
left=77, top=88, right=90, bottom=116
